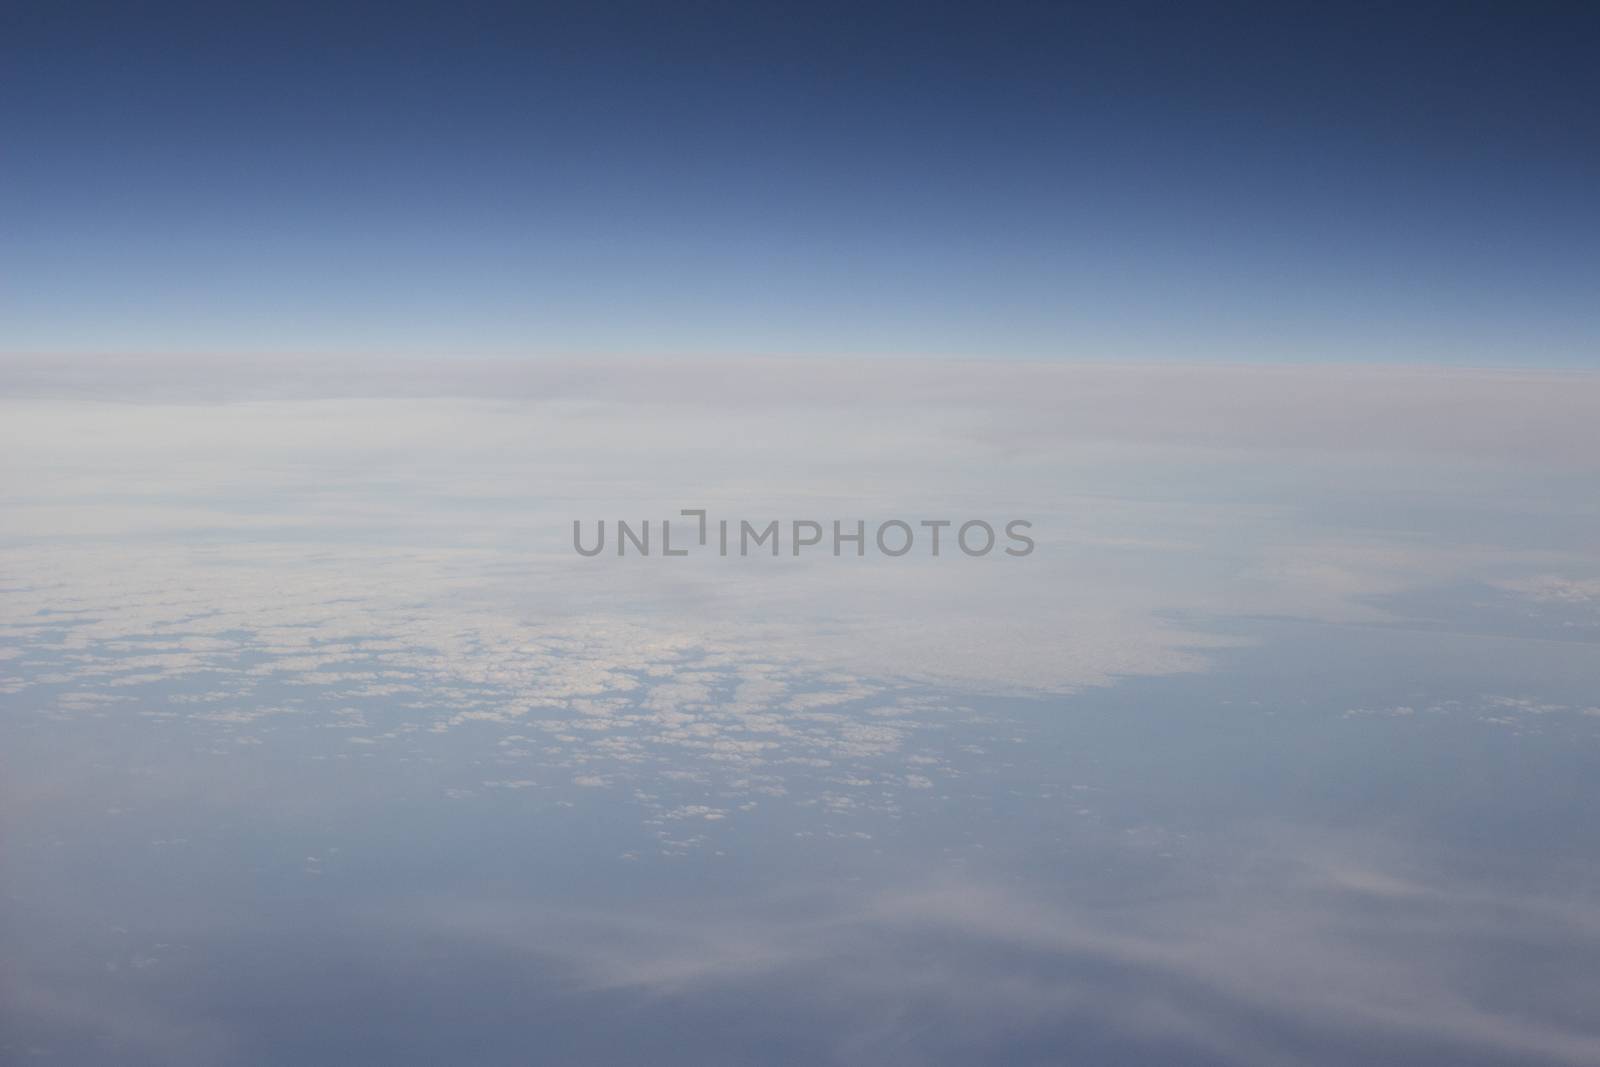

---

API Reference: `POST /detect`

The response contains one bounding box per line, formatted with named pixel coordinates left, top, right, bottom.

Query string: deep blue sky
left=4, top=1, right=1597, bottom=364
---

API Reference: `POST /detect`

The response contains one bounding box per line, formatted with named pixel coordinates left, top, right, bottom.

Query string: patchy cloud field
left=3, top=359, right=1600, bottom=1065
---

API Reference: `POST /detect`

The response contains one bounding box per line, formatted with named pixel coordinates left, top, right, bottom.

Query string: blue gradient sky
left=4, top=1, right=1597, bottom=364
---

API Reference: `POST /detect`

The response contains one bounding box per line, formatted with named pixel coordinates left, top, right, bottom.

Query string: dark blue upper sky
left=4, top=1, right=1597, bottom=363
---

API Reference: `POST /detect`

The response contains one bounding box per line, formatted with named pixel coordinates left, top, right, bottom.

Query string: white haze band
left=573, top=512, right=1035, bottom=558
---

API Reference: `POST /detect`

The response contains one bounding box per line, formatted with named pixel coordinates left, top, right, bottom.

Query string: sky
left=5, top=6, right=1600, bottom=1065
left=4, top=0, right=1599, bottom=363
